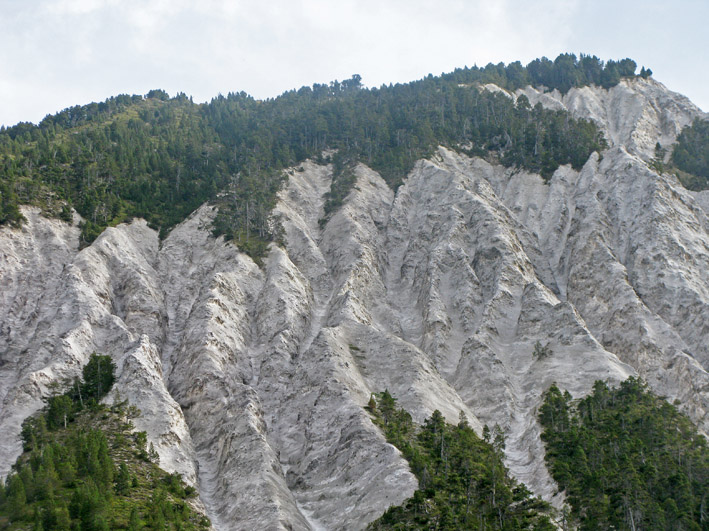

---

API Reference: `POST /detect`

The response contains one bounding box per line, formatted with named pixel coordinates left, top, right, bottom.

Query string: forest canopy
left=671, top=118, right=709, bottom=190
left=0, top=353, right=210, bottom=530
left=366, top=391, right=554, bottom=530
left=0, top=54, right=646, bottom=257
left=539, top=378, right=708, bottom=530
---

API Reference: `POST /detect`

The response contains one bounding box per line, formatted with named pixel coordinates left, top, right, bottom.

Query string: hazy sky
left=1, top=0, right=707, bottom=127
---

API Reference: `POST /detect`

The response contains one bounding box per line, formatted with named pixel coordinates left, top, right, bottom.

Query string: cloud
left=45, top=0, right=110, bottom=16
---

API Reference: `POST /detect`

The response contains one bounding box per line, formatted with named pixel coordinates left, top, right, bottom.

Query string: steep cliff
left=1, top=77, right=708, bottom=530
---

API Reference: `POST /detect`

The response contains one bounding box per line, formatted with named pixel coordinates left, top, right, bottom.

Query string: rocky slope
left=1, top=77, right=708, bottom=529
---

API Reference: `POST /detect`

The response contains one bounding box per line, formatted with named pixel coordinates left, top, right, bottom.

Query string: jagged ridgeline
left=0, top=354, right=210, bottom=531
left=0, top=54, right=656, bottom=253
left=367, top=392, right=555, bottom=530
left=539, top=378, right=709, bottom=530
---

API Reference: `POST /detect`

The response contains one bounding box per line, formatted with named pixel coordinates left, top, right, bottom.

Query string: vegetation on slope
left=441, top=54, right=648, bottom=93
left=367, top=391, right=554, bottom=530
left=0, top=92, right=227, bottom=243
left=1, top=54, right=646, bottom=256
left=670, top=118, right=709, bottom=190
left=0, top=354, right=209, bottom=530
left=539, top=378, right=709, bottom=530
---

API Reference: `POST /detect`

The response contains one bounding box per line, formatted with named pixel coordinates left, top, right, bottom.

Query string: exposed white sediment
left=1, top=77, right=708, bottom=529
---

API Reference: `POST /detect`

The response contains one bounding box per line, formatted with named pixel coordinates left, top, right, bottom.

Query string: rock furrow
left=1, top=77, right=709, bottom=530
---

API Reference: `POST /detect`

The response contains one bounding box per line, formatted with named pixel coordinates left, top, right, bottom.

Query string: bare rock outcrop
left=1, top=77, right=708, bottom=529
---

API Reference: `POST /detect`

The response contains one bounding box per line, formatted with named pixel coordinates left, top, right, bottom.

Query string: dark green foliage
left=0, top=179, right=24, bottom=226
left=532, top=341, right=552, bottom=360
left=210, top=167, right=285, bottom=265
left=368, top=392, right=554, bottom=530
left=671, top=119, right=709, bottom=190
left=650, top=141, right=667, bottom=174
left=46, top=396, right=73, bottom=430
left=1, top=53, right=635, bottom=258
left=114, top=463, right=131, bottom=495
left=447, top=54, right=641, bottom=93
left=0, top=94, right=229, bottom=249
left=1, top=354, right=209, bottom=530
left=321, top=150, right=358, bottom=224
left=80, top=354, right=115, bottom=405
left=146, top=89, right=170, bottom=102
left=21, top=416, right=49, bottom=453
left=539, top=378, right=709, bottom=530
left=5, top=474, right=26, bottom=521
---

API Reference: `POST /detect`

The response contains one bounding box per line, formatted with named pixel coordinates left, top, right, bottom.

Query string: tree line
left=539, top=378, right=708, bottom=530
left=0, top=354, right=210, bottom=530
left=367, top=391, right=554, bottom=530
left=1, top=54, right=648, bottom=259
left=670, top=118, right=709, bottom=190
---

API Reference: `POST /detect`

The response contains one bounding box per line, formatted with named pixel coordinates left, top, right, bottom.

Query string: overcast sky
left=1, top=0, right=707, bottom=127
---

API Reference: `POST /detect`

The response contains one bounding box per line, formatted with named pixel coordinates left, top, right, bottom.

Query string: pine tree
left=81, top=354, right=115, bottom=404
left=47, top=395, right=73, bottom=429
left=7, top=474, right=27, bottom=520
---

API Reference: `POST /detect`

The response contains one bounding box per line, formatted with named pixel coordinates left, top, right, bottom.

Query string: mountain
left=1, top=59, right=709, bottom=529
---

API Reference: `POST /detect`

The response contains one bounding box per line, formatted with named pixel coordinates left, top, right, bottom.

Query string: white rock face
left=1, top=78, right=708, bottom=529
left=518, top=77, right=706, bottom=160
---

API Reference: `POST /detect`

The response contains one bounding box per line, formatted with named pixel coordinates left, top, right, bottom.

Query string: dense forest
left=0, top=53, right=645, bottom=257
left=367, top=391, right=554, bottom=530
left=539, top=378, right=709, bottom=530
left=0, top=354, right=210, bottom=530
left=671, top=118, right=709, bottom=190
left=440, top=54, right=647, bottom=93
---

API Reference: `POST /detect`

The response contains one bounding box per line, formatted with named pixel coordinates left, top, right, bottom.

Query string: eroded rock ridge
left=1, top=77, right=708, bottom=530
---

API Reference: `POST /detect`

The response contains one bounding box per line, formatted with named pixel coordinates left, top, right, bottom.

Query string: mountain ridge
left=1, top=71, right=709, bottom=530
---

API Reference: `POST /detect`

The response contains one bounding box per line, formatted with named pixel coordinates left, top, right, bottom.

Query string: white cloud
left=45, top=0, right=109, bottom=16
